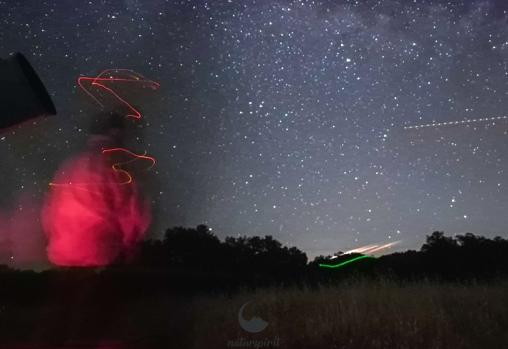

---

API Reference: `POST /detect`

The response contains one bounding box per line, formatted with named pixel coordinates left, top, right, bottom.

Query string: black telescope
left=0, top=52, right=56, bottom=129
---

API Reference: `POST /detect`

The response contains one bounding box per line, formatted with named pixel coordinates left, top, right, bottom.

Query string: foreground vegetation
left=3, top=279, right=508, bottom=348
left=189, top=279, right=508, bottom=349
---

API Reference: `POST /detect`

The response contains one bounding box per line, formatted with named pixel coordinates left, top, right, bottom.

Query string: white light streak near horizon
left=342, top=241, right=401, bottom=255
left=404, top=116, right=508, bottom=130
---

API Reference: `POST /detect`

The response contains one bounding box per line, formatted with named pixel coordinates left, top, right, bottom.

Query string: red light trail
left=102, top=147, right=157, bottom=185
left=49, top=148, right=156, bottom=187
left=77, top=69, right=160, bottom=119
left=67, top=69, right=160, bottom=186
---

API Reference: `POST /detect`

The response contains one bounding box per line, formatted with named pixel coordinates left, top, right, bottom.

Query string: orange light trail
left=102, top=147, right=157, bottom=185
left=77, top=69, right=160, bottom=119
left=49, top=148, right=156, bottom=187
left=49, top=69, right=159, bottom=188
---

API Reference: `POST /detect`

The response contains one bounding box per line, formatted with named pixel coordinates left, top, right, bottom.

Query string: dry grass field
left=186, top=279, right=508, bottom=349
left=4, top=279, right=508, bottom=349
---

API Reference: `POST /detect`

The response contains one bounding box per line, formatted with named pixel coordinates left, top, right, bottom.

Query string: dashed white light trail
left=404, top=116, right=508, bottom=130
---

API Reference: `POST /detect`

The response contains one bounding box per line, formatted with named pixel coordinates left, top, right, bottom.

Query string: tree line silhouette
left=1, top=226, right=508, bottom=303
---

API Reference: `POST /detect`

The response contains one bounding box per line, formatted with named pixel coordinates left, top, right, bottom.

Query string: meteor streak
left=343, top=241, right=401, bottom=255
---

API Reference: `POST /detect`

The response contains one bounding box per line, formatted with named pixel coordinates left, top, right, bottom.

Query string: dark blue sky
left=1, top=0, right=507, bottom=260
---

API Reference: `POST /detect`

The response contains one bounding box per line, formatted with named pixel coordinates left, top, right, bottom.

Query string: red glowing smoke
left=42, top=145, right=151, bottom=267
left=40, top=69, right=158, bottom=267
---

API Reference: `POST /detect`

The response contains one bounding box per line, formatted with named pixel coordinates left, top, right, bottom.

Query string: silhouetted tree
left=163, top=225, right=223, bottom=269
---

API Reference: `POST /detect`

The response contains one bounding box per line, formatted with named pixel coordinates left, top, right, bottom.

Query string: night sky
left=0, top=0, right=507, bottom=262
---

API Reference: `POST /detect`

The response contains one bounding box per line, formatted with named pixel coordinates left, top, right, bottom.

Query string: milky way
left=0, top=0, right=507, bottom=263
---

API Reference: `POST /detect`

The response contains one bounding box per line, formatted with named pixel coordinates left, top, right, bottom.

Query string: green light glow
left=318, top=255, right=376, bottom=269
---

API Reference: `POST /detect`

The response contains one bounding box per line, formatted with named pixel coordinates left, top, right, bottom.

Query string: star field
left=0, top=0, right=507, bottom=260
